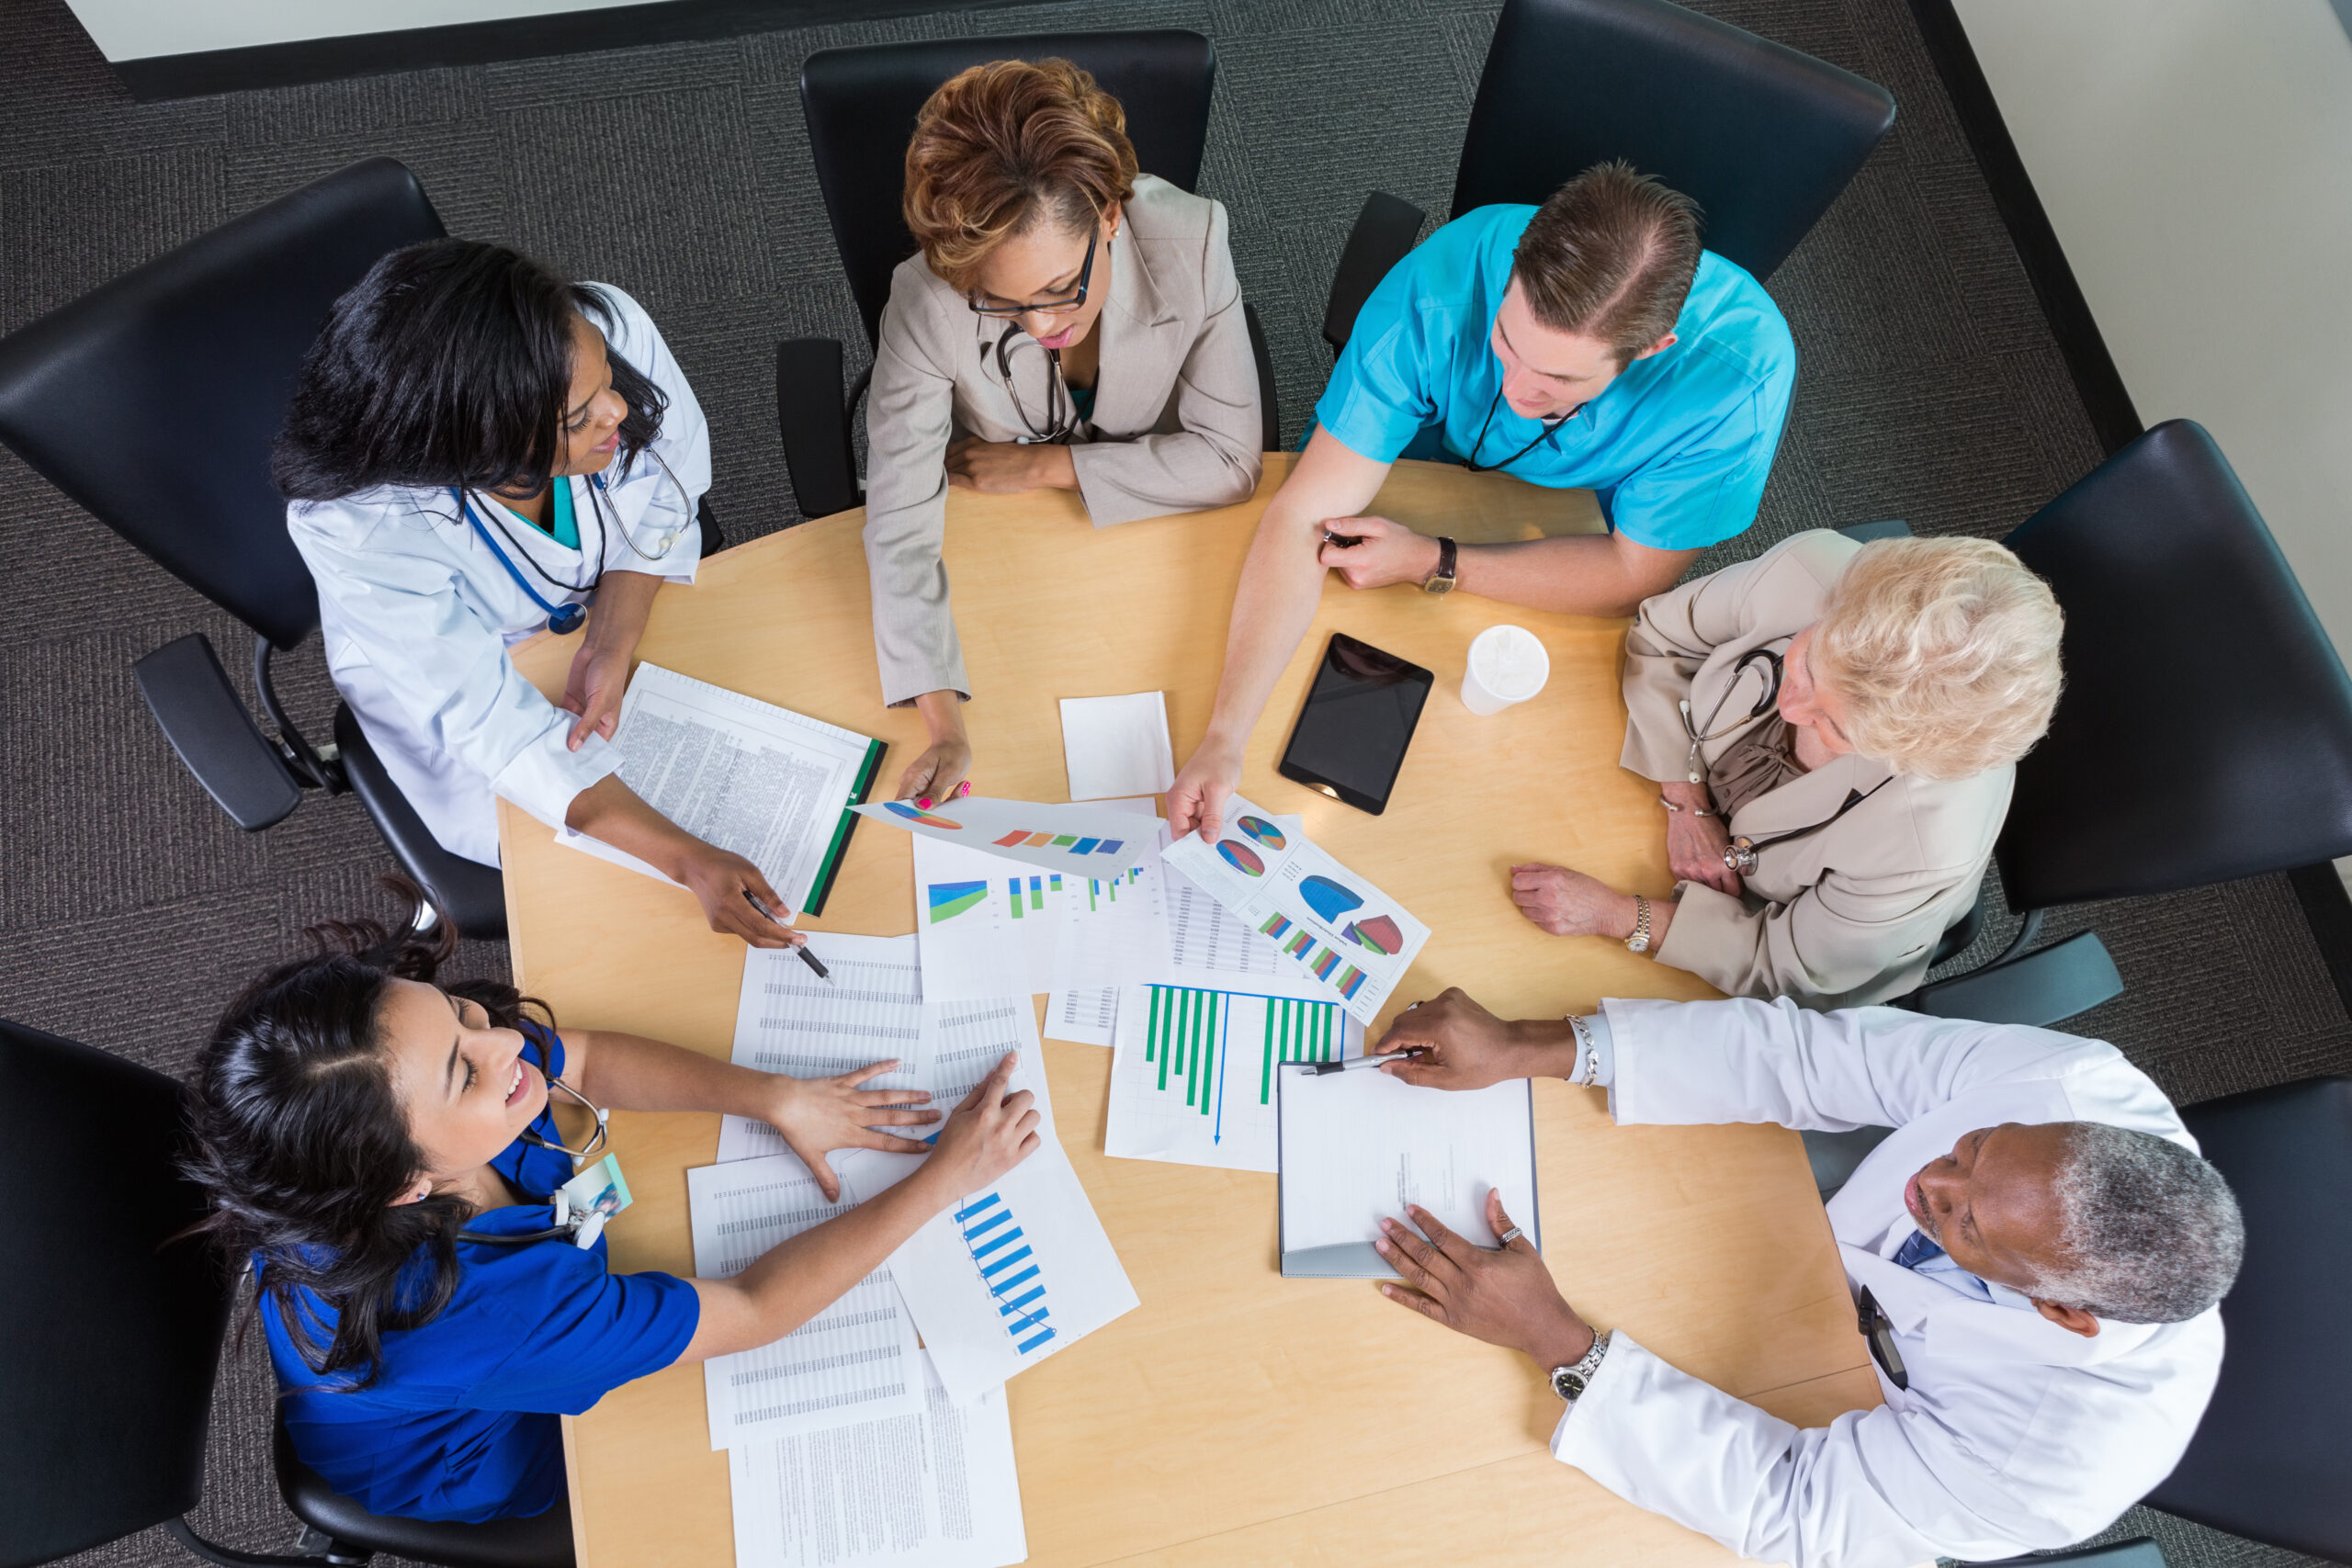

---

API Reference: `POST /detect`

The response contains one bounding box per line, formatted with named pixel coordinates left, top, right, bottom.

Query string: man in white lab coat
left=1366, top=993, right=2245, bottom=1568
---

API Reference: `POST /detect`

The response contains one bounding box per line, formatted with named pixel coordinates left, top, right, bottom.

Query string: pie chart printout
left=1216, top=840, right=1265, bottom=877
left=886, top=801, right=965, bottom=830
left=1236, top=815, right=1287, bottom=851
left=1344, top=915, right=1403, bottom=955
left=1298, top=874, right=1364, bottom=925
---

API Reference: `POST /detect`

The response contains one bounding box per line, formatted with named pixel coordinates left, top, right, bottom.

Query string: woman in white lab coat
left=275, top=239, right=794, bottom=947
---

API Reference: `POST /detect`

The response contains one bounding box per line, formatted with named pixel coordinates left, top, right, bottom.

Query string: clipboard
left=1275, top=1062, right=1541, bottom=1279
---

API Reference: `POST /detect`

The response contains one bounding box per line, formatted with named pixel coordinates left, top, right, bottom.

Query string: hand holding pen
left=745, top=892, right=833, bottom=986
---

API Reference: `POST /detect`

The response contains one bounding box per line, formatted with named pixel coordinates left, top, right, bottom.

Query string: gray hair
left=2029, top=1122, right=2245, bottom=1324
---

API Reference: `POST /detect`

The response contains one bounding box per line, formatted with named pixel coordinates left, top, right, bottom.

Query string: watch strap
left=1551, top=1328, right=1612, bottom=1403
left=1423, top=535, right=1458, bottom=592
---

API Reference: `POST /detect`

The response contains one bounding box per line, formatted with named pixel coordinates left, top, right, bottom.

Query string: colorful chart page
left=853, top=795, right=1162, bottom=879
left=1103, top=968, right=1365, bottom=1173
left=1160, top=793, right=1431, bottom=1026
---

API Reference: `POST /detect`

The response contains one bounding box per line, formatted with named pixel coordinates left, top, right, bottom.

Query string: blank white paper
left=1058, top=690, right=1175, bottom=801
left=686, top=1155, right=925, bottom=1449
left=728, top=1352, right=1025, bottom=1568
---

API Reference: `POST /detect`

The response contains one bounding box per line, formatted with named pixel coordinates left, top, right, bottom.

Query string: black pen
left=1302, top=1048, right=1423, bottom=1076
left=1322, top=529, right=1364, bottom=548
left=745, top=892, right=832, bottom=984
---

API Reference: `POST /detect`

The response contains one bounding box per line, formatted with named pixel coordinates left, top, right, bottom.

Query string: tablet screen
left=1277, top=633, right=1433, bottom=815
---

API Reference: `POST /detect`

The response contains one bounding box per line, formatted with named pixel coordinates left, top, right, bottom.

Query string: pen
left=1301, top=1049, right=1424, bottom=1076
left=1322, top=529, right=1364, bottom=549
left=745, top=892, right=832, bottom=984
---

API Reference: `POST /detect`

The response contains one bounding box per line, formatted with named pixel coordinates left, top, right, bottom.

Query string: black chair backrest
left=1996, top=420, right=2352, bottom=909
left=1451, top=0, right=1894, bottom=282
left=0, top=1021, right=233, bottom=1568
left=0, top=158, right=445, bottom=650
left=801, top=32, right=1216, bottom=353
left=2146, top=1076, right=2352, bottom=1561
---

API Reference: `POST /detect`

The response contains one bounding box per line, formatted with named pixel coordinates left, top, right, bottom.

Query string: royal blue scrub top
left=258, top=1025, right=700, bottom=1523
left=1313, top=204, right=1797, bottom=551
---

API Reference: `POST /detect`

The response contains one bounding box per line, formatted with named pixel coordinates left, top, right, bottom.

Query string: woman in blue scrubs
left=183, top=886, right=1041, bottom=1523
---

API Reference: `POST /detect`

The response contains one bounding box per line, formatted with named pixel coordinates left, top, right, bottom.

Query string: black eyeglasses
left=967, top=231, right=1097, bottom=319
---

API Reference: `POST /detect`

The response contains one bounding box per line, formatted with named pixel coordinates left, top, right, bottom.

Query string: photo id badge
left=554, top=1154, right=634, bottom=1249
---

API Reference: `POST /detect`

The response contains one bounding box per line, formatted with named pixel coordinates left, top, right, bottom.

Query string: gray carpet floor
left=0, top=0, right=2342, bottom=1564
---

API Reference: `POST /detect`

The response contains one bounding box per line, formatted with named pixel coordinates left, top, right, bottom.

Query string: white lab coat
left=1554, top=998, right=2224, bottom=1568
left=287, top=285, right=707, bottom=867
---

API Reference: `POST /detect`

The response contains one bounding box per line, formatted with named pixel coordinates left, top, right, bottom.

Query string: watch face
left=1552, top=1369, right=1587, bottom=1400
left=1424, top=575, right=1455, bottom=595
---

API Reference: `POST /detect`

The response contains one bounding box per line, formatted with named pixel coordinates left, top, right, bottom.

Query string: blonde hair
left=1812, top=536, right=2064, bottom=780
left=902, top=58, right=1139, bottom=293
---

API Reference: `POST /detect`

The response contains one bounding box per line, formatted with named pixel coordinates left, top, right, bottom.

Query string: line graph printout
left=1103, top=970, right=1364, bottom=1173
left=687, top=1155, right=925, bottom=1449
left=866, top=1137, right=1138, bottom=1405
left=717, top=936, right=1051, bottom=1165
left=728, top=1352, right=1026, bottom=1568
left=1162, top=792, right=1430, bottom=1025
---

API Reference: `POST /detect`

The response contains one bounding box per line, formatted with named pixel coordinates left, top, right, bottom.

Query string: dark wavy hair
left=182, top=880, right=552, bottom=1390
left=270, top=239, right=667, bottom=503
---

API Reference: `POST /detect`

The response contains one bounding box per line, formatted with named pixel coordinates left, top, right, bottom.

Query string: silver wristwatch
left=1624, top=895, right=1652, bottom=953
left=1550, top=1329, right=1612, bottom=1403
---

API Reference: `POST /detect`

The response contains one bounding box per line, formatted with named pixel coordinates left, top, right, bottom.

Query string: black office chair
left=0, top=1017, right=572, bottom=1568
left=0, top=157, right=508, bottom=941
left=778, top=30, right=1281, bottom=520
left=1906, top=420, right=2352, bottom=1026
left=1966, top=1538, right=2168, bottom=1568
left=2143, top=1076, right=2352, bottom=1559
left=1322, top=0, right=1897, bottom=352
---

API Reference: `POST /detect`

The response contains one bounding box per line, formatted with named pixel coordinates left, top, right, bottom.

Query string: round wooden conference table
left=498, top=455, right=1880, bottom=1568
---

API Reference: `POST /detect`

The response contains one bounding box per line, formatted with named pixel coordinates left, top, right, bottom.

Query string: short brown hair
left=1510, top=161, right=1702, bottom=366
left=902, top=58, right=1140, bottom=293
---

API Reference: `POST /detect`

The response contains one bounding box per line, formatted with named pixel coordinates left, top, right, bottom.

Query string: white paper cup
left=1461, top=624, right=1551, bottom=716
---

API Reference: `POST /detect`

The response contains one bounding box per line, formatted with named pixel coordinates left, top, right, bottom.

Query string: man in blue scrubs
left=1169, top=162, right=1796, bottom=840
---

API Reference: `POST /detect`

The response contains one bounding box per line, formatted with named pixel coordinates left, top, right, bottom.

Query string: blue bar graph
left=956, top=1192, right=1056, bottom=1355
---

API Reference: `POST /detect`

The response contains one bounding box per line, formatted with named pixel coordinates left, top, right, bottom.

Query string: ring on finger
left=1496, top=1225, right=1524, bottom=1247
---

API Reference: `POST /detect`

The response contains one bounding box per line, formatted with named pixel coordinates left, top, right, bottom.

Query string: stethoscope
left=1676, top=646, right=1892, bottom=874
left=455, top=1074, right=615, bottom=1247
left=983, top=320, right=1079, bottom=446
left=1457, top=381, right=1584, bottom=474
left=453, top=447, right=691, bottom=635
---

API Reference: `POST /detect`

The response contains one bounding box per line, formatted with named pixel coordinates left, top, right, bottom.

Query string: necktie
left=1893, top=1229, right=1945, bottom=1270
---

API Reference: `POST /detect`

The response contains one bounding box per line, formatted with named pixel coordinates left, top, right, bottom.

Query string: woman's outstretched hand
left=761, top=1061, right=941, bottom=1202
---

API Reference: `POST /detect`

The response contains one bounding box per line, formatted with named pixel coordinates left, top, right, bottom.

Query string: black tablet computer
left=1276, top=633, right=1433, bottom=816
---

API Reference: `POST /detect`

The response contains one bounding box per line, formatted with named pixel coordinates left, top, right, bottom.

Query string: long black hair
left=182, top=881, right=553, bottom=1390
left=271, top=239, right=667, bottom=502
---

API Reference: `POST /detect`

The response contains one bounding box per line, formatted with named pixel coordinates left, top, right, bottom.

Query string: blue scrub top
left=1313, top=205, right=1797, bottom=551
left=258, top=1025, right=700, bottom=1523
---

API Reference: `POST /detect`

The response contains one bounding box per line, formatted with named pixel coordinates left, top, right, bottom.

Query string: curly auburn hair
left=902, top=57, right=1139, bottom=293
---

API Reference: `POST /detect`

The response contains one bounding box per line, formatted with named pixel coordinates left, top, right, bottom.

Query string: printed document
left=1276, top=1065, right=1537, bottom=1279
left=1161, top=792, right=1430, bottom=1026
left=686, top=1155, right=924, bottom=1448
left=728, top=1353, right=1025, bottom=1568
left=554, top=663, right=883, bottom=916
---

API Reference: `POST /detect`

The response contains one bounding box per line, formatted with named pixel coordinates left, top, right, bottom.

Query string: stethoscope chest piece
left=545, top=602, right=587, bottom=635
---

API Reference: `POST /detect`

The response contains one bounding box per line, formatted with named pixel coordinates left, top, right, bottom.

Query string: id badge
left=553, top=1154, right=634, bottom=1249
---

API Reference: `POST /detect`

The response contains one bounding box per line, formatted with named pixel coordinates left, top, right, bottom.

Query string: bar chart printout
left=879, top=1138, right=1139, bottom=1405
left=1102, top=971, right=1364, bottom=1174
left=685, top=1155, right=926, bottom=1449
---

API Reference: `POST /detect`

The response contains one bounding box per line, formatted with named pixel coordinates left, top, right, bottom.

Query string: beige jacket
left=1620, top=530, right=2013, bottom=1008
left=862, top=174, right=1264, bottom=705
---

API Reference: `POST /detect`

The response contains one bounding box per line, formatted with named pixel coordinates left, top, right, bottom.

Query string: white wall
left=1955, top=0, right=2352, bottom=657
left=62, top=0, right=674, bottom=61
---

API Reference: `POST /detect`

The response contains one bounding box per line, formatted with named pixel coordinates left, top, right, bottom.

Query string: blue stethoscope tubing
left=452, top=449, right=690, bottom=636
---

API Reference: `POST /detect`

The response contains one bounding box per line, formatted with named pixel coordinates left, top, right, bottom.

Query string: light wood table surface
left=498, top=455, right=1878, bottom=1568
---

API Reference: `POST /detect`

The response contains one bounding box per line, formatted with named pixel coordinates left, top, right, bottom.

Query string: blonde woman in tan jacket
left=863, top=58, right=1264, bottom=804
left=1511, top=529, right=2064, bottom=1008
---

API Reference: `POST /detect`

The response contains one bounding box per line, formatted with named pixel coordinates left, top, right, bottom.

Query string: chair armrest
left=1909, top=929, right=2123, bottom=1027
left=775, top=336, right=862, bottom=520
left=1322, top=191, right=1426, bottom=354
left=1243, top=300, right=1280, bottom=452
left=132, top=633, right=302, bottom=830
left=1836, top=519, right=1911, bottom=543
left=333, top=705, right=507, bottom=942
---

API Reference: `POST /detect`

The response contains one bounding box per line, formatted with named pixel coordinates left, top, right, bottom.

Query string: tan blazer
left=861, top=174, right=1264, bottom=705
left=1620, top=530, right=2013, bottom=1008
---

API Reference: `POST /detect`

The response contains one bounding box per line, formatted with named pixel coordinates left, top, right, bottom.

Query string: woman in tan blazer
left=864, top=58, right=1264, bottom=802
left=1511, top=529, right=2064, bottom=1008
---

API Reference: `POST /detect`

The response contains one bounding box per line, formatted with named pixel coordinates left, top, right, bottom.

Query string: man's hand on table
left=1377, top=1191, right=1597, bottom=1373
left=1369, top=987, right=1578, bottom=1089
left=1317, top=513, right=1440, bottom=591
